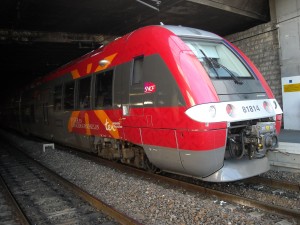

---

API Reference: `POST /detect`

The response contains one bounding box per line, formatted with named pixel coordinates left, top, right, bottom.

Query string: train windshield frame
left=183, top=38, right=255, bottom=81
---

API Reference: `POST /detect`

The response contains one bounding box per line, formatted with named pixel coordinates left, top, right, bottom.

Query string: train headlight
left=209, top=105, right=216, bottom=118
left=226, top=104, right=234, bottom=117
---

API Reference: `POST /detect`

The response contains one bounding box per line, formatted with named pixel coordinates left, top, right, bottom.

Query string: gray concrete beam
left=187, top=0, right=268, bottom=21
left=0, top=29, right=115, bottom=45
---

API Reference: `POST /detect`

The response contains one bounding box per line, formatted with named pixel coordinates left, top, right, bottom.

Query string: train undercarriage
left=92, top=136, right=159, bottom=172
left=225, top=118, right=278, bottom=160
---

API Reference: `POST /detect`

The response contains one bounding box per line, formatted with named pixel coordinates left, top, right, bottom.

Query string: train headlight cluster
left=226, top=104, right=234, bottom=117
left=185, top=99, right=282, bottom=123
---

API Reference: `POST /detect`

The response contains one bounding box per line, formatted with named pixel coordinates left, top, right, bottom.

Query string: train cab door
left=114, top=56, right=145, bottom=122
left=114, top=62, right=130, bottom=117
left=128, top=56, right=144, bottom=118
left=114, top=56, right=145, bottom=143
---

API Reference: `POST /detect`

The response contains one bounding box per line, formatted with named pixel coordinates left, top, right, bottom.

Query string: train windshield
left=184, top=40, right=253, bottom=80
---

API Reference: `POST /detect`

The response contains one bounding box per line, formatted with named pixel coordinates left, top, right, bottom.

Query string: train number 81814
left=242, top=105, right=260, bottom=113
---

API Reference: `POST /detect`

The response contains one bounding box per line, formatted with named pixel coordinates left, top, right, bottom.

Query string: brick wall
left=225, top=22, right=282, bottom=107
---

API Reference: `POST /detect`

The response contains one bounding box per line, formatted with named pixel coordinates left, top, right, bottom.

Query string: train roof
left=27, top=25, right=222, bottom=88
left=162, top=25, right=222, bottom=40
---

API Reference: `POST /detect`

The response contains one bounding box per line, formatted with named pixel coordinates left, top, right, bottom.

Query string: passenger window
left=53, top=85, right=62, bottom=111
left=132, top=56, right=143, bottom=84
left=64, top=81, right=75, bottom=110
left=78, top=76, right=91, bottom=109
left=95, top=70, right=113, bottom=108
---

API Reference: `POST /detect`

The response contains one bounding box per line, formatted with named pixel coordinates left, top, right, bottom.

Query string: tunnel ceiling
left=0, top=0, right=270, bottom=95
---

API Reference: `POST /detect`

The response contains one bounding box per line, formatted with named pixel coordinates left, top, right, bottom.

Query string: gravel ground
left=0, top=189, right=22, bottom=225
left=260, top=170, right=300, bottom=184
left=0, top=139, right=118, bottom=225
left=1, top=130, right=299, bottom=225
left=163, top=170, right=300, bottom=212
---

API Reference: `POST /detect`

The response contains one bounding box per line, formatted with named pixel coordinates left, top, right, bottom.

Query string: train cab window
left=95, top=70, right=113, bottom=108
left=53, top=85, right=62, bottom=111
left=64, top=81, right=75, bottom=110
left=77, top=76, right=91, bottom=109
left=184, top=40, right=253, bottom=80
left=132, top=56, right=143, bottom=84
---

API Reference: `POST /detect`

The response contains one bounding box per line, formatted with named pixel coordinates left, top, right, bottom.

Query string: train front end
left=185, top=99, right=282, bottom=182
left=167, top=26, right=283, bottom=182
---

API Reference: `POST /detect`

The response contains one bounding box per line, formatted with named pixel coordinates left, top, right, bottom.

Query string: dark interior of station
left=1, top=3, right=300, bottom=223
left=0, top=0, right=270, bottom=97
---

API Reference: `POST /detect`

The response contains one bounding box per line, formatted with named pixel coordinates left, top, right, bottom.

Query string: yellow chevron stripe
left=94, top=110, right=119, bottom=139
left=86, top=63, right=93, bottom=74
left=71, top=69, right=80, bottom=79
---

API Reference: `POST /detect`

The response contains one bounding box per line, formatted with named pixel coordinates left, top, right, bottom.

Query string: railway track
left=244, top=176, right=300, bottom=192
left=1, top=130, right=299, bottom=224
left=161, top=173, right=300, bottom=219
left=54, top=144, right=300, bottom=221
left=32, top=140, right=300, bottom=221
left=0, top=173, right=30, bottom=225
left=0, top=138, right=140, bottom=225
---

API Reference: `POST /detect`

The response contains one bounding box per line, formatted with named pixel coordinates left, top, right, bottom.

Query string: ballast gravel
left=1, top=131, right=298, bottom=225
left=260, top=170, right=300, bottom=184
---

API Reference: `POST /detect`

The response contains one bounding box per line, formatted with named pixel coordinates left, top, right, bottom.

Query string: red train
left=4, top=25, right=283, bottom=182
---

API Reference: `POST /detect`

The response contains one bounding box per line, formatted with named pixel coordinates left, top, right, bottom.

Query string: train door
left=113, top=57, right=145, bottom=144
left=42, top=88, right=50, bottom=126
left=114, top=57, right=145, bottom=124
left=128, top=56, right=144, bottom=116
left=114, top=62, right=130, bottom=118
left=52, top=84, right=64, bottom=140
left=51, top=80, right=75, bottom=143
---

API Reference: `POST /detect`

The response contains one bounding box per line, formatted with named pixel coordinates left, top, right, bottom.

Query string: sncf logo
left=144, top=82, right=156, bottom=93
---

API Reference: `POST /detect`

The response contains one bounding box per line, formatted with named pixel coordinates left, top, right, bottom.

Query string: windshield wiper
left=199, top=49, right=243, bottom=85
left=210, top=58, right=243, bottom=85
left=199, top=49, right=220, bottom=79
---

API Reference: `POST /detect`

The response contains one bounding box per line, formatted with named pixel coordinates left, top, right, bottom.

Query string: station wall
left=225, top=14, right=282, bottom=108
left=226, top=0, right=300, bottom=130
left=275, top=0, right=300, bottom=130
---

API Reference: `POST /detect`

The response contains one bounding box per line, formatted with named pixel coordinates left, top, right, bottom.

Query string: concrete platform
left=267, top=129, right=300, bottom=173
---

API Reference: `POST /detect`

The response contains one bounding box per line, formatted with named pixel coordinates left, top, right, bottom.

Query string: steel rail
left=244, top=176, right=300, bottom=192
left=11, top=145, right=142, bottom=225
left=156, top=173, right=300, bottom=220
left=41, top=163, right=141, bottom=225
left=0, top=173, right=32, bottom=225
left=11, top=135, right=300, bottom=221
left=75, top=151, right=300, bottom=220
